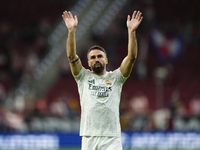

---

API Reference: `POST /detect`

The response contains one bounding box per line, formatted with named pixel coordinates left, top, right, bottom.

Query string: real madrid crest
left=105, top=79, right=112, bottom=86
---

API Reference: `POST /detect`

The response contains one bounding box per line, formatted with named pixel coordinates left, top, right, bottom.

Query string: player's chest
left=85, top=76, right=115, bottom=99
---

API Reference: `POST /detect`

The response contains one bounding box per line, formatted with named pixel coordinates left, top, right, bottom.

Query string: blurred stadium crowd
left=0, top=0, right=200, bottom=133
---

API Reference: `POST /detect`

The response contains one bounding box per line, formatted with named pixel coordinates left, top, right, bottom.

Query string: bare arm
left=120, top=11, right=143, bottom=77
left=62, top=11, right=82, bottom=76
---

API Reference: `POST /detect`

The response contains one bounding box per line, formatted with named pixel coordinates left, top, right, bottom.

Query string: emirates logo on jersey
left=105, top=79, right=112, bottom=86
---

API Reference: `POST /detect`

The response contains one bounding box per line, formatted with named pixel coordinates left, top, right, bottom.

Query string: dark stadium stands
left=0, top=0, right=200, bottom=132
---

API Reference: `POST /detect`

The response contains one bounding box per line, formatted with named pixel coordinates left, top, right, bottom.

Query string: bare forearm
left=127, top=30, right=137, bottom=62
left=67, top=29, right=78, bottom=62
left=62, top=11, right=82, bottom=75
left=120, top=11, right=142, bottom=77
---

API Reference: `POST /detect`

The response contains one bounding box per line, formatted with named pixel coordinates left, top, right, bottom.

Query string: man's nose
left=95, top=57, right=100, bottom=61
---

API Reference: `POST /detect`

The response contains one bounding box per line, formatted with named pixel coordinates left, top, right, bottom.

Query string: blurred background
left=0, top=0, right=200, bottom=149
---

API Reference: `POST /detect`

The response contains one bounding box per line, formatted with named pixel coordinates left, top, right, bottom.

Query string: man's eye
left=91, top=56, right=95, bottom=59
left=98, top=55, right=103, bottom=58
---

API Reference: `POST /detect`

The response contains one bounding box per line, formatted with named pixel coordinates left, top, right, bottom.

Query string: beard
left=91, top=62, right=105, bottom=74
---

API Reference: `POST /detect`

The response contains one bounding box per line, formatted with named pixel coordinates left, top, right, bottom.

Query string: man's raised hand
left=62, top=11, right=78, bottom=31
left=127, top=11, right=143, bottom=32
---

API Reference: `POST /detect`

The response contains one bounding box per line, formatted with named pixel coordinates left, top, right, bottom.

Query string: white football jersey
left=74, top=67, right=127, bottom=137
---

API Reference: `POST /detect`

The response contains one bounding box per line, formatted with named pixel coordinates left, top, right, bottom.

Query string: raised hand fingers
left=137, top=11, right=143, bottom=22
left=62, top=11, right=68, bottom=20
left=132, top=11, right=142, bottom=21
left=62, top=11, right=73, bottom=21
left=127, top=15, right=130, bottom=21
left=132, top=11, right=137, bottom=19
left=127, top=10, right=143, bottom=31
left=135, top=11, right=140, bottom=19
left=62, top=10, right=78, bottom=30
left=74, top=15, right=78, bottom=22
left=68, top=11, right=73, bottom=19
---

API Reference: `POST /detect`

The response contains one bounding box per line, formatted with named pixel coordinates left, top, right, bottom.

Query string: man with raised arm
left=62, top=10, right=143, bottom=150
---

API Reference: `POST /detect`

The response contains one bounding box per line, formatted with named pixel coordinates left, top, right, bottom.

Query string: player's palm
left=127, top=11, right=143, bottom=32
left=65, top=18, right=78, bottom=30
left=62, top=11, right=78, bottom=30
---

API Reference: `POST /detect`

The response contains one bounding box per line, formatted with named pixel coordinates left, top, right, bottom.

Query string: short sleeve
left=73, top=67, right=86, bottom=83
left=115, top=68, right=128, bottom=84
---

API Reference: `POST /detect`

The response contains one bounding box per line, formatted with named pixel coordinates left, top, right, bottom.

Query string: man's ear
left=88, top=60, right=90, bottom=67
left=106, top=57, right=108, bottom=64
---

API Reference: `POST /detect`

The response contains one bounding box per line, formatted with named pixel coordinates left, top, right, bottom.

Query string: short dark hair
left=87, top=45, right=107, bottom=59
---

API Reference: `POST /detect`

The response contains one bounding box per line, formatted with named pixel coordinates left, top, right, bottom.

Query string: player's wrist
left=128, top=30, right=136, bottom=37
left=128, top=28, right=136, bottom=34
left=68, top=27, right=77, bottom=33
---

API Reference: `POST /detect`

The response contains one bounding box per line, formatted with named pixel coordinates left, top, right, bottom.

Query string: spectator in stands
left=167, top=91, right=188, bottom=130
left=67, top=95, right=80, bottom=118
left=127, top=91, right=150, bottom=130
left=152, top=108, right=170, bottom=130
left=168, top=91, right=188, bottom=117
left=50, top=94, right=69, bottom=117
left=189, top=94, right=200, bottom=116
left=130, top=91, right=149, bottom=115
left=32, top=97, right=49, bottom=118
